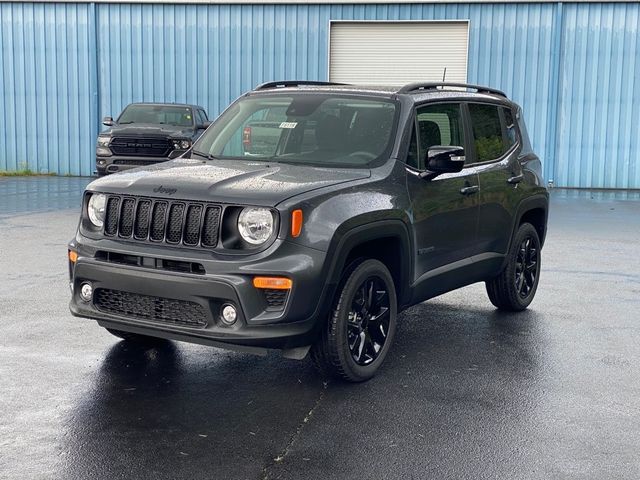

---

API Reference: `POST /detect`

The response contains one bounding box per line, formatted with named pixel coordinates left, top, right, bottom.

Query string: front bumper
left=95, top=153, right=185, bottom=175
left=68, top=236, right=333, bottom=356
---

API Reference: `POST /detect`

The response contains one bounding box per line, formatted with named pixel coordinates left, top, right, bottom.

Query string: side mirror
left=423, top=146, right=465, bottom=177
left=102, top=116, right=114, bottom=127
left=198, top=121, right=211, bottom=130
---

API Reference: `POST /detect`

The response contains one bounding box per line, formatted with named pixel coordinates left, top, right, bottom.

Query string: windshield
left=192, top=94, right=398, bottom=167
left=117, top=105, right=194, bottom=127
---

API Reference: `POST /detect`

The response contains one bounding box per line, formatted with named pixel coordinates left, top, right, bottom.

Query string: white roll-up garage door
left=329, top=21, right=469, bottom=85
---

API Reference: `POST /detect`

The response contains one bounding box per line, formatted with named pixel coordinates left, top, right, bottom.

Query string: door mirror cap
left=198, top=121, right=211, bottom=129
left=102, top=116, right=114, bottom=127
left=423, top=146, right=465, bottom=177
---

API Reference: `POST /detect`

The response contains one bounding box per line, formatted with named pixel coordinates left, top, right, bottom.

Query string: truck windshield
left=118, top=105, right=194, bottom=127
left=192, top=94, right=398, bottom=167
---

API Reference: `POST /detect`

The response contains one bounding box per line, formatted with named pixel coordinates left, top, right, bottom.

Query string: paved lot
left=1, top=177, right=639, bottom=480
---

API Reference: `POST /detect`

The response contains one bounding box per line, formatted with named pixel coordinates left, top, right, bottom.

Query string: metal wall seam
left=545, top=1, right=562, bottom=186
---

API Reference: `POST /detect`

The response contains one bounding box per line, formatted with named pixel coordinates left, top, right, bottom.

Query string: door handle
left=507, top=174, right=524, bottom=184
left=459, top=185, right=479, bottom=195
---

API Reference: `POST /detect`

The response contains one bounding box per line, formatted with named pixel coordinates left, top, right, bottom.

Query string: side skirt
left=407, top=252, right=505, bottom=307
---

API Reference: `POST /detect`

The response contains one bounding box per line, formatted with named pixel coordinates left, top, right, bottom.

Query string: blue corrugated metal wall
left=0, top=2, right=639, bottom=188
left=555, top=3, right=640, bottom=188
left=0, top=3, right=95, bottom=175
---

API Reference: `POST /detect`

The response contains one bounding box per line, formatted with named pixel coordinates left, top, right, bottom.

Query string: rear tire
left=486, top=222, right=541, bottom=311
left=105, top=328, right=166, bottom=345
left=311, top=259, right=397, bottom=382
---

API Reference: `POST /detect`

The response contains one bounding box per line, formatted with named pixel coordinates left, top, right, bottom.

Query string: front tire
left=486, top=222, right=542, bottom=311
left=311, top=259, right=397, bottom=382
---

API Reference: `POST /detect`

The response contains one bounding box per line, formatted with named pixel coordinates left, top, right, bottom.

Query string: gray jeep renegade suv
left=69, top=81, right=549, bottom=382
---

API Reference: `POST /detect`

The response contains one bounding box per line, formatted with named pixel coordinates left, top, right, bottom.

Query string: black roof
left=127, top=102, right=206, bottom=110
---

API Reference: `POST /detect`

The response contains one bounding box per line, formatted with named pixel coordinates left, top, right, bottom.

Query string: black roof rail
left=254, top=80, right=349, bottom=90
left=398, top=82, right=507, bottom=97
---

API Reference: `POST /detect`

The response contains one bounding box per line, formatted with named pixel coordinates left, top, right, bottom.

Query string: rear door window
left=468, top=103, right=517, bottom=163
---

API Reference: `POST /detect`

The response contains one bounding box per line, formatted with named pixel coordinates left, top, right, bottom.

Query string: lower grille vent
left=94, top=288, right=208, bottom=328
left=264, top=289, right=288, bottom=311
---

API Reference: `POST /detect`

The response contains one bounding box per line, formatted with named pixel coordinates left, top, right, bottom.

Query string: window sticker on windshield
left=279, top=122, right=298, bottom=129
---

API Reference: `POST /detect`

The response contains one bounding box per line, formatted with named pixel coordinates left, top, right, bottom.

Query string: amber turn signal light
left=68, top=250, right=78, bottom=263
left=291, top=209, right=303, bottom=238
left=253, top=277, right=293, bottom=290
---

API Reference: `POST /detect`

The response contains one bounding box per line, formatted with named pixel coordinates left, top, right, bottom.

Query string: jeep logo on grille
left=153, top=185, right=177, bottom=195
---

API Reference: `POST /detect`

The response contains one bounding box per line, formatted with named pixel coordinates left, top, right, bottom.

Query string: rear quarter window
left=502, top=107, right=517, bottom=148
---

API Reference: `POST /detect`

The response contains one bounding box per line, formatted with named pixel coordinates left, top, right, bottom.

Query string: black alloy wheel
left=515, top=236, right=539, bottom=299
left=347, top=276, right=391, bottom=366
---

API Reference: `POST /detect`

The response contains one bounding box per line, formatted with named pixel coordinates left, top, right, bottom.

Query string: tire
left=105, top=328, right=166, bottom=345
left=486, top=222, right=542, bottom=311
left=310, top=259, right=398, bottom=382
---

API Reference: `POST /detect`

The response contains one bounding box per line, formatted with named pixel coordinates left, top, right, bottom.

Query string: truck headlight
left=96, top=147, right=112, bottom=156
left=237, top=207, right=274, bottom=245
left=87, top=193, right=107, bottom=228
left=172, top=139, right=192, bottom=150
left=96, top=135, right=112, bottom=156
left=97, top=135, right=111, bottom=147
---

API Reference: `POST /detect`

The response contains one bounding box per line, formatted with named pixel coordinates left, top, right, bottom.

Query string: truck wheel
left=486, top=222, right=541, bottom=311
left=311, top=259, right=397, bottom=382
left=105, top=328, right=165, bottom=345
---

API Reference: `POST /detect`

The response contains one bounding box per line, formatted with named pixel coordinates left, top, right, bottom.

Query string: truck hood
left=105, top=123, right=194, bottom=137
left=87, top=158, right=371, bottom=206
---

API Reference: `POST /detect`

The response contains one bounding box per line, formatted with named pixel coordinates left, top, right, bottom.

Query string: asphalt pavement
left=0, top=177, right=639, bottom=479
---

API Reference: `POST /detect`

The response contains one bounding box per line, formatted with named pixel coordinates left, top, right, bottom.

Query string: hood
left=104, top=123, right=194, bottom=138
left=87, top=158, right=371, bottom=206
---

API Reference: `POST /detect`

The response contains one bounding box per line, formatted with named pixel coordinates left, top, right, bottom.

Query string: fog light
left=80, top=282, right=93, bottom=302
left=220, top=304, right=237, bottom=325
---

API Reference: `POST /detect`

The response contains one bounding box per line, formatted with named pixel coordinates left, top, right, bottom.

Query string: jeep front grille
left=110, top=137, right=171, bottom=157
left=94, top=288, right=207, bottom=328
left=103, top=195, right=221, bottom=248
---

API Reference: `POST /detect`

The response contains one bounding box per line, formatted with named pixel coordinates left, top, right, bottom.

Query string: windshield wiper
left=191, top=150, right=219, bottom=161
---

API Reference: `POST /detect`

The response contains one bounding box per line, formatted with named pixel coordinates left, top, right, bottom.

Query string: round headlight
left=237, top=208, right=274, bottom=245
left=88, top=193, right=107, bottom=228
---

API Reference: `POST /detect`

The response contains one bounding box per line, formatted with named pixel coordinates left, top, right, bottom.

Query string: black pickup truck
left=95, top=103, right=210, bottom=176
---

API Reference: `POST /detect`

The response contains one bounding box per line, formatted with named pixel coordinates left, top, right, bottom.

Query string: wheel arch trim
left=323, top=218, right=414, bottom=308
left=510, top=194, right=549, bottom=251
